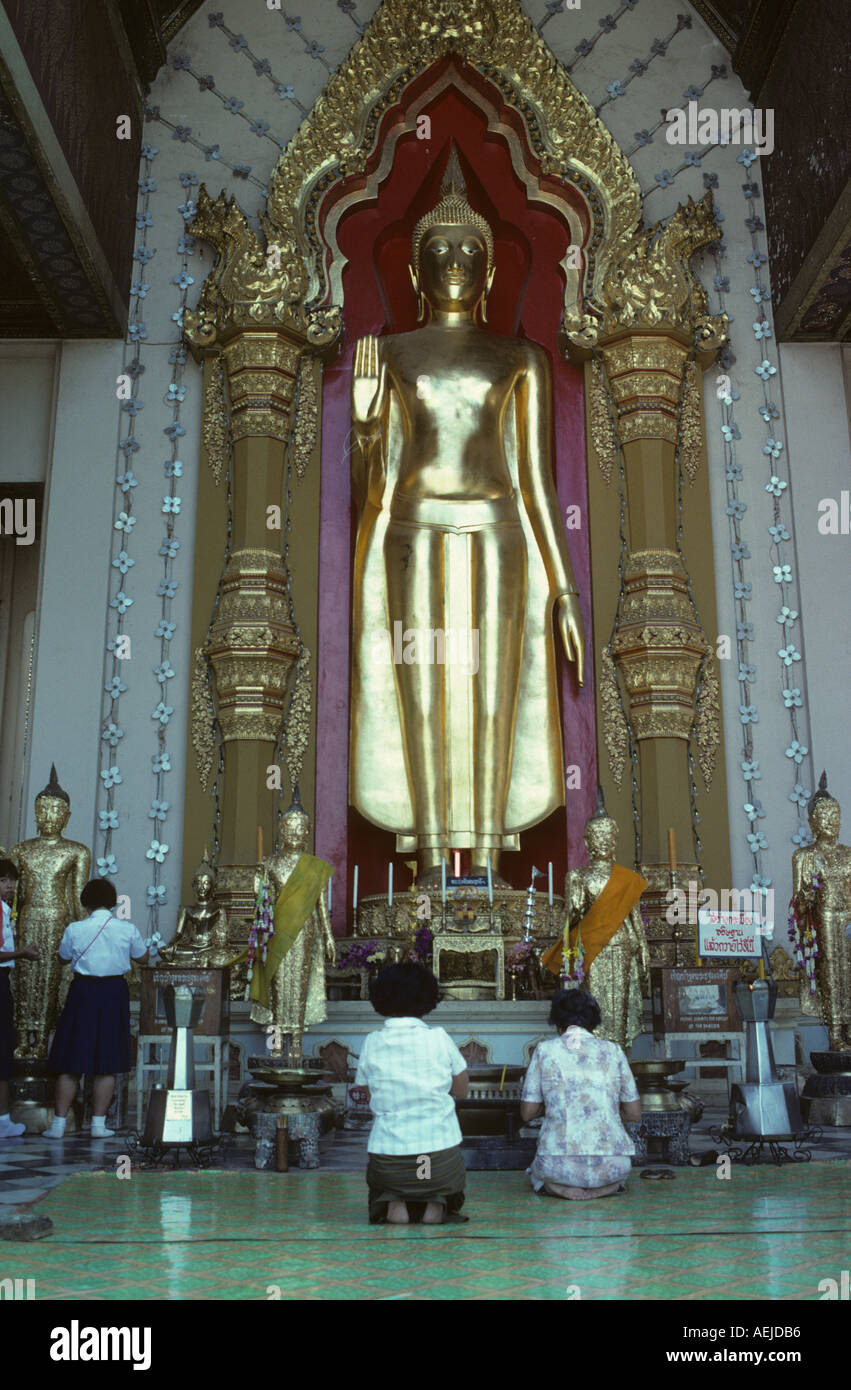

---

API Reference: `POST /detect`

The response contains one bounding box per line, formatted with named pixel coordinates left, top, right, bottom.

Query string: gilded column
left=182, top=189, right=335, bottom=918
left=206, top=329, right=305, bottom=878
left=568, top=194, right=728, bottom=963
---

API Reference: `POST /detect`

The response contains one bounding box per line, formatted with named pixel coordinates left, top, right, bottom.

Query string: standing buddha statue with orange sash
left=248, top=790, right=336, bottom=1061
left=542, top=789, right=648, bottom=1052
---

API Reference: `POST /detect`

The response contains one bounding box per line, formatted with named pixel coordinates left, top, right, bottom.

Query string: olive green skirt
left=367, top=1146, right=468, bottom=1224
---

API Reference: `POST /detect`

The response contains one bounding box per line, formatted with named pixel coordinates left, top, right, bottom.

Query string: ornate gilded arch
left=185, top=0, right=680, bottom=355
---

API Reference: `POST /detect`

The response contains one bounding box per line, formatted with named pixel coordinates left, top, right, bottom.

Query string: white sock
left=0, top=1113, right=10, bottom=1123
left=91, top=1116, right=114, bottom=1136
left=43, top=1115, right=66, bottom=1137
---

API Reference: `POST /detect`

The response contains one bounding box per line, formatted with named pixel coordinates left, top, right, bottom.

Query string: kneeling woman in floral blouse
left=520, top=988, right=641, bottom=1200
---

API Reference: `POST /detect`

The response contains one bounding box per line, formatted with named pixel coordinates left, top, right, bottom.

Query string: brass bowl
left=630, top=1059, right=685, bottom=1079
left=247, top=1064, right=318, bottom=1089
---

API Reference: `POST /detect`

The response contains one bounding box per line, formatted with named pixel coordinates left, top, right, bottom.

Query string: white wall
left=778, top=343, right=851, bottom=810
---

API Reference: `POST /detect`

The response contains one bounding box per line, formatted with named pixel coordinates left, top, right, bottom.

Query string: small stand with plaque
left=131, top=985, right=224, bottom=1167
left=136, top=966, right=230, bottom=1129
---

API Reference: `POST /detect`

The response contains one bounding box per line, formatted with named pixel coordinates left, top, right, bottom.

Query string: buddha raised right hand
left=351, top=335, right=386, bottom=430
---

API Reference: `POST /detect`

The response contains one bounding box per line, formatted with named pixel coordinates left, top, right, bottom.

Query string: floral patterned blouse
left=522, top=1027, right=639, bottom=1156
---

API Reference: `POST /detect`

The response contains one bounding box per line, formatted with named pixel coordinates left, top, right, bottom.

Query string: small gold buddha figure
left=542, top=790, right=648, bottom=1051
left=248, top=790, right=336, bottom=1060
left=160, top=850, right=230, bottom=968
left=11, top=765, right=91, bottom=1058
left=792, top=772, right=851, bottom=1051
left=349, top=147, right=585, bottom=885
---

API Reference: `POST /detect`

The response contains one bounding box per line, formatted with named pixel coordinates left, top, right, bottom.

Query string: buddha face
left=810, top=799, right=840, bottom=841
left=281, top=812, right=310, bottom=852
left=194, top=870, right=214, bottom=902
left=415, top=224, right=491, bottom=315
left=35, top=795, right=70, bottom=837
left=585, top=818, right=617, bottom=860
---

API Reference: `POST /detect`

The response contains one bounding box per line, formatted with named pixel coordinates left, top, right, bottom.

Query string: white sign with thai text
left=698, top=909, right=772, bottom=958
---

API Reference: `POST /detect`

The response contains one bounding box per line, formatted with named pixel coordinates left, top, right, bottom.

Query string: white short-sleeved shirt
left=522, top=1027, right=640, bottom=1157
left=354, top=1017, right=468, bottom=1155
left=58, top=909, right=148, bottom=977
left=0, top=900, right=14, bottom=970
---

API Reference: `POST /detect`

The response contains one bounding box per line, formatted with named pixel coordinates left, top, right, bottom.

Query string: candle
left=441, top=858, right=446, bottom=905
left=388, top=862, right=393, bottom=908
left=667, top=828, right=677, bottom=873
left=454, top=850, right=461, bottom=879
left=352, top=864, right=358, bottom=911
left=486, top=855, right=493, bottom=906
left=257, top=824, right=264, bottom=864
left=548, top=862, right=553, bottom=906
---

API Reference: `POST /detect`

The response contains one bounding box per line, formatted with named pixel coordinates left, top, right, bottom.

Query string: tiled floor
left=2, top=1162, right=850, bottom=1299
left=2, top=1104, right=847, bottom=1205
left=3, top=1106, right=849, bottom=1300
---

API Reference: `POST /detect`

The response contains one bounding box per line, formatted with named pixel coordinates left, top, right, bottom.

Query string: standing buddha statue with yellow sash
left=542, top=789, right=648, bottom=1052
left=248, top=790, right=336, bottom=1060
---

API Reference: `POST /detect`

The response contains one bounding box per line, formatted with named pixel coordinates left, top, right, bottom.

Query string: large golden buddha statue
left=349, top=151, right=585, bottom=882
left=11, top=765, right=90, bottom=1058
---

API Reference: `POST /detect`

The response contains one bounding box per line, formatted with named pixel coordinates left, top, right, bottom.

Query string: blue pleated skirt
left=0, top=971, right=14, bottom=1080
left=47, top=975, right=130, bottom=1075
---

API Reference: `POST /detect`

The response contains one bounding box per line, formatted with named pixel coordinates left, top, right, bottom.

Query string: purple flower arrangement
left=245, top=876, right=273, bottom=998
left=506, top=940, right=534, bottom=968
left=411, top=924, right=433, bottom=964
left=338, top=939, right=379, bottom=971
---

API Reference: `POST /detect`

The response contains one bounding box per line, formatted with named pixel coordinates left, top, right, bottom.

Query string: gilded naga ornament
left=542, top=789, right=649, bottom=1052
left=349, top=150, right=585, bottom=883
left=248, top=791, right=336, bottom=1060
left=10, top=766, right=91, bottom=1059
left=791, top=773, right=851, bottom=1051
left=159, top=850, right=231, bottom=968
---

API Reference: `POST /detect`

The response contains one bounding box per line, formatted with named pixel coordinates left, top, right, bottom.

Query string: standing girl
left=43, top=879, right=148, bottom=1138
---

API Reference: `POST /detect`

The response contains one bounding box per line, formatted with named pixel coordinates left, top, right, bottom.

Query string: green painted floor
left=6, top=1162, right=850, bottom=1300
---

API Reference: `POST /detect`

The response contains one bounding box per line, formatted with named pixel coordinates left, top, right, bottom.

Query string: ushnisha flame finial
left=411, top=143, right=494, bottom=273
left=38, top=764, right=70, bottom=806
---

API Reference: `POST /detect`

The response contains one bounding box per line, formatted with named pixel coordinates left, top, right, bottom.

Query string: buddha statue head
left=808, top=770, right=841, bottom=842
left=584, top=786, right=618, bottom=861
left=280, top=786, right=310, bottom=852
left=193, top=849, right=216, bottom=904
left=35, top=764, right=71, bottom=837
left=410, top=147, right=495, bottom=322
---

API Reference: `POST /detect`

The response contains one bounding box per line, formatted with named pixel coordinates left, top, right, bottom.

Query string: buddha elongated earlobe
left=409, top=263, right=426, bottom=323
left=478, top=267, right=495, bottom=325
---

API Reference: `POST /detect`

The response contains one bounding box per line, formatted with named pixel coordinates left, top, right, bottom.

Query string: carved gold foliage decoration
left=588, top=358, right=618, bottom=485
left=261, top=0, right=639, bottom=334
left=191, top=645, right=217, bottom=792
left=679, top=359, right=702, bottom=484
left=594, top=192, right=728, bottom=352
left=284, top=645, right=312, bottom=791
left=599, top=646, right=630, bottom=789
left=694, top=656, right=721, bottom=790
left=185, top=190, right=309, bottom=351
left=291, top=357, right=319, bottom=482
left=202, top=357, right=229, bottom=485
